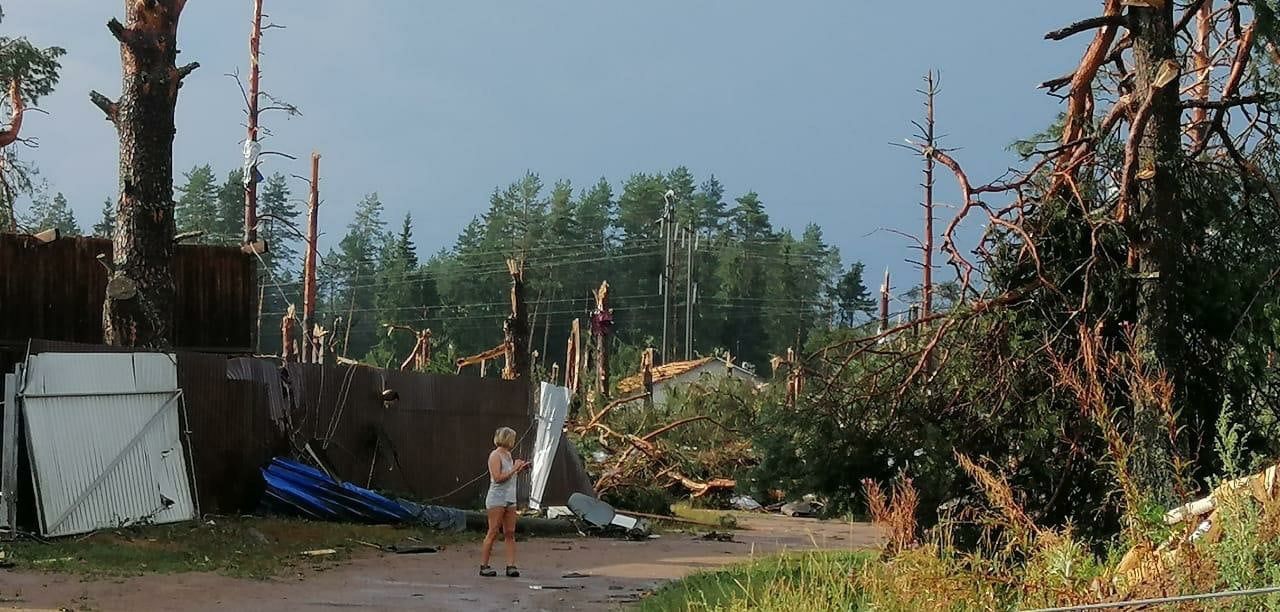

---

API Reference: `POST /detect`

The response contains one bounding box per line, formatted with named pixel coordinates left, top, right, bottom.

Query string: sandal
left=479, top=565, right=497, bottom=577
left=505, top=565, right=520, bottom=578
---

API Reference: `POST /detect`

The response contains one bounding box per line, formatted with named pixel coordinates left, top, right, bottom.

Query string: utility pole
left=659, top=190, right=676, bottom=363
left=683, top=228, right=697, bottom=361
left=243, top=0, right=265, bottom=245
left=301, top=152, right=320, bottom=363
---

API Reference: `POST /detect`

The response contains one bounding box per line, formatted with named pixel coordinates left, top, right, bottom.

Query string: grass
left=0, top=516, right=480, bottom=580
left=638, top=550, right=875, bottom=612
left=672, top=503, right=741, bottom=529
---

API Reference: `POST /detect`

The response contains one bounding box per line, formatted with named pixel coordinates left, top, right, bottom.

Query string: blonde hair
left=493, top=426, right=517, bottom=449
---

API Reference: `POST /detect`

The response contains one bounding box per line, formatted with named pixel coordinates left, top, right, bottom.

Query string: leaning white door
left=21, top=353, right=197, bottom=538
left=529, top=383, right=570, bottom=511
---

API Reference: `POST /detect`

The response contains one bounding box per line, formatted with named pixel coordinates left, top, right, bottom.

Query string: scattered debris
left=300, top=549, right=336, bottom=557
left=619, top=510, right=719, bottom=528
left=1115, top=463, right=1280, bottom=591
left=562, top=571, right=591, bottom=578
left=567, top=493, right=651, bottom=539
left=529, top=585, right=584, bottom=591
left=386, top=544, right=437, bottom=555
left=731, top=495, right=763, bottom=512
left=700, top=531, right=736, bottom=542
left=780, top=499, right=823, bottom=517
left=545, top=506, right=574, bottom=520
left=32, top=557, right=74, bottom=565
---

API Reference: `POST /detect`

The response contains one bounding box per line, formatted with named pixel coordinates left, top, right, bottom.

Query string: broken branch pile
left=570, top=378, right=758, bottom=501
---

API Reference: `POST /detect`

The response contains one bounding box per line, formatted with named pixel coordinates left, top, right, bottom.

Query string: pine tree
left=368, top=213, right=436, bottom=365
left=92, top=197, right=115, bottom=238
left=831, top=263, right=873, bottom=327
left=576, top=178, right=615, bottom=250
left=22, top=190, right=80, bottom=236
left=258, top=173, right=300, bottom=280
left=174, top=165, right=219, bottom=242
left=215, top=169, right=246, bottom=245
left=327, top=193, right=387, bottom=358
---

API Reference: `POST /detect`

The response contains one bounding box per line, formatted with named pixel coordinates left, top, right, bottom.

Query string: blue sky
left=7, top=1, right=1085, bottom=295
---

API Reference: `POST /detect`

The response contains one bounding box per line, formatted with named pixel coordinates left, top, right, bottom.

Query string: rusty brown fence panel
left=0, top=234, right=257, bottom=360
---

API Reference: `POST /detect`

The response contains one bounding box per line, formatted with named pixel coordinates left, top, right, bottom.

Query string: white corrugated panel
left=528, top=383, right=569, bottom=511
left=22, top=353, right=196, bottom=537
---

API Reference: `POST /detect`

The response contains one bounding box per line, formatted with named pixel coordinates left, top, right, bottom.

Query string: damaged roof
left=618, top=357, right=750, bottom=395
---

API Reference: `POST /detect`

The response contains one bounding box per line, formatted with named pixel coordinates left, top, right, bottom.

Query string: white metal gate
left=19, top=353, right=197, bottom=537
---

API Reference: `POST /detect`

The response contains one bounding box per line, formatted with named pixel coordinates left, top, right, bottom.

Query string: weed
left=0, top=516, right=478, bottom=580
left=637, top=550, right=873, bottom=612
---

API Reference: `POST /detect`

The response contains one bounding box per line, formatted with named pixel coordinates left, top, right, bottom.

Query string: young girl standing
left=479, top=426, right=528, bottom=577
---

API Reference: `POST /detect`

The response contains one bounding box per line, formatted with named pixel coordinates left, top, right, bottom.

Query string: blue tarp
left=262, top=458, right=465, bottom=531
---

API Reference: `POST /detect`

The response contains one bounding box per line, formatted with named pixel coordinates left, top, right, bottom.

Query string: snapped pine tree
left=90, top=0, right=197, bottom=348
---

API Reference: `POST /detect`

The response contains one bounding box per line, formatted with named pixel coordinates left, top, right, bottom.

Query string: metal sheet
left=1, top=370, right=17, bottom=532
left=21, top=353, right=196, bottom=537
left=529, top=383, right=569, bottom=511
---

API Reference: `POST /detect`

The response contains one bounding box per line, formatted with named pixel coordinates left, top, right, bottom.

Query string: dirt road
left=2, top=515, right=878, bottom=611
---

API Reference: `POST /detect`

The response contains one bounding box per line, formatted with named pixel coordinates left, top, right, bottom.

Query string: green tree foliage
left=0, top=9, right=63, bottom=230
left=92, top=197, right=114, bottom=238
left=174, top=165, right=220, bottom=241
left=214, top=169, right=246, bottom=245
left=831, top=262, right=875, bottom=326
left=21, top=190, right=79, bottom=235
left=321, top=192, right=388, bottom=359
left=255, top=168, right=839, bottom=383
left=258, top=173, right=300, bottom=281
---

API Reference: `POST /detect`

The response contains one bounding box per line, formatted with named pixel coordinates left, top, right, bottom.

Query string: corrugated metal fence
left=3, top=341, right=593, bottom=528
left=0, top=234, right=257, bottom=373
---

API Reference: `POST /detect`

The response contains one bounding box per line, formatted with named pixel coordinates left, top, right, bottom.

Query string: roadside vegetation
left=0, top=517, right=477, bottom=580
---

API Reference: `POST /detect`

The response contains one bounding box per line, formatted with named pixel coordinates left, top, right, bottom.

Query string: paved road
left=3, top=514, right=879, bottom=611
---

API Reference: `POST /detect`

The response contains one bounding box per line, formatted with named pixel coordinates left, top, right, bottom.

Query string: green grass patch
left=671, top=504, right=740, bottom=529
left=0, top=516, right=479, bottom=580
left=638, top=550, right=875, bottom=612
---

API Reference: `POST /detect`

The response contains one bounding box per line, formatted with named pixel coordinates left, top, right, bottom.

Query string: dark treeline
left=154, top=164, right=873, bottom=377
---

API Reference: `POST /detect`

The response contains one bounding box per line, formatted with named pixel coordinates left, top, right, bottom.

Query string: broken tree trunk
left=302, top=152, right=320, bottom=363
left=0, top=78, right=24, bottom=150
left=920, top=71, right=937, bottom=320
left=1128, top=0, right=1183, bottom=503
left=566, top=317, right=583, bottom=420
left=502, top=259, right=529, bottom=380
left=91, top=0, right=197, bottom=349
left=243, top=0, right=264, bottom=245
left=281, top=304, right=298, bottom=363
left=592, top=281, right=614, bottom=398
left=640, top=347, right=655, bottom=408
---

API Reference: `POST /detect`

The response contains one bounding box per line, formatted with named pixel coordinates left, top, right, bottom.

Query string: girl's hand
left=514, top=459, right=529, bottom=472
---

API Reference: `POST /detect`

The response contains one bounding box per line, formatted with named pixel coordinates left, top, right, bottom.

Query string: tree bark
left=1129, top=0, right=1183, bottom=504
left=592, top=281, right=613, bottom=399
left=91, top=0, right=196, bottom=349
left=502, top=259, right=529, bottom=380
